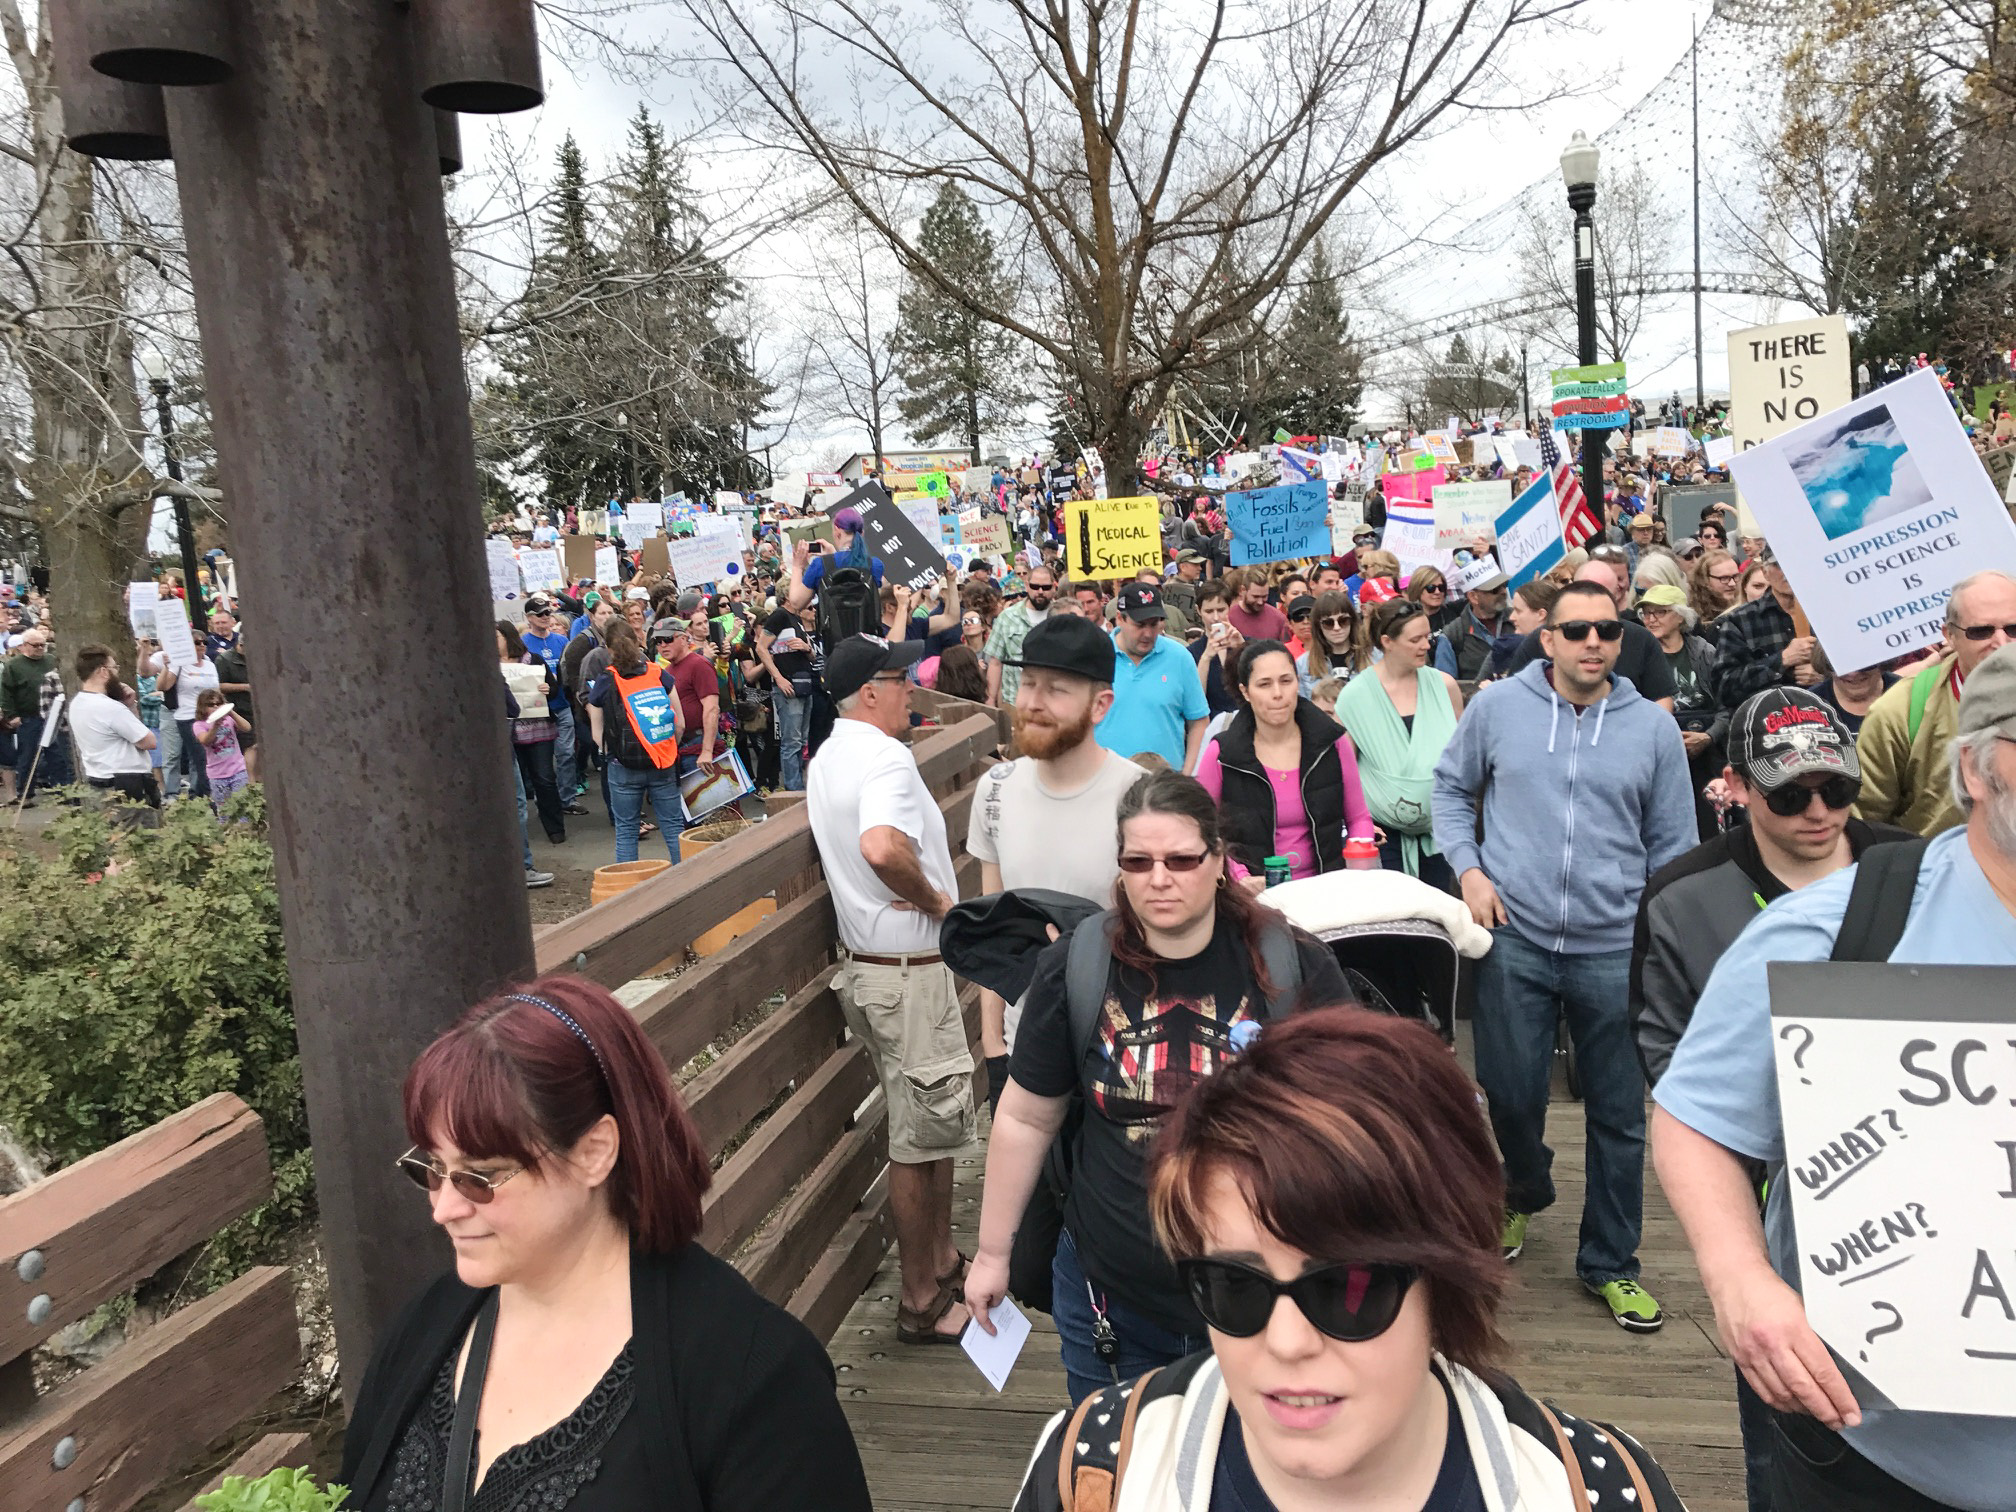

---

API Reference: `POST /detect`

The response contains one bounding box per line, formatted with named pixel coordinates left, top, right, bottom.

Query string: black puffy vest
left=1211, top=700, right=1351, bottom=877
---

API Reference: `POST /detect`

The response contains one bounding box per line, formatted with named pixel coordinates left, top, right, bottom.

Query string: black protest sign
left=1658, top=483, right=1738, bottom=544
left=839, top=480, right=947, bottom=592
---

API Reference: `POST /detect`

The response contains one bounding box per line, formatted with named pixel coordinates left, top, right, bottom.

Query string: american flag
left=1539, top=426, right=1602, bottom=548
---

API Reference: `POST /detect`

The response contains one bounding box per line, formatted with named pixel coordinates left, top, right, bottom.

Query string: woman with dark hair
left=1011, top=1008, right=1686, bottom=1510
left=339, top=976, right=872, bottom=1512
left=933, top=642, right=989, bottom=703
left=1194, top=639, right=1376, bottom=884
left=585, top=621, right=685, bottom=863
left=500, top=620, right=565, bottom=845
left=963, top=771, right=1351, bottom=1403
left=1295, top=591, right=1367, bottom=697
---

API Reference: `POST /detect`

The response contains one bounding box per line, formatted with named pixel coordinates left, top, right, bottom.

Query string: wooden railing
left=532, top=704, right=1010, bottom=1340
left=0, top=1093, right=305, bottom=1512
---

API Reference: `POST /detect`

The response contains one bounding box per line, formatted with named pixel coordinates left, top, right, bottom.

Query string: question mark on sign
left=1779, top=1023, right=1815, bottom=1084
left=1860, top=1301, right=1904, bottom=1362
left=1907, top=1201, right=1936, bottom=1237
left=1884, top=1108, right=1906, bottom=1139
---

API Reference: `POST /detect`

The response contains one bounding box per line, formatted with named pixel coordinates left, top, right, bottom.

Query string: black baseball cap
left=1116, top=583, right=1165, bottom=622
left=1003, top=615, right=1115, bottom=682
left=1726, top=688, right=1861, bottom=793
left=825, top=633, right=926, bottom=702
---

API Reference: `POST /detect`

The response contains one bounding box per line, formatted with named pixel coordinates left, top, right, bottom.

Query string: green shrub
left=194, top=1467, right=348, bottom=1512
left=0, top=787, right=312, bottom=1281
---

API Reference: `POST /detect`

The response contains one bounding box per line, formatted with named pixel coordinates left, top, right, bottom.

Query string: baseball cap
left=1004, top=615, right=1115, bottom=682
left=523, top=595, right=555, bottom=615
left=825, top=633, right=925, bottom=702
left=1352, top=524, right=1379, bottom=542
left=1958, top=642, right=2016, bottom=740
left=675, top=589, right=705, bottom=616
left=1726, top=688, right=1861, bottom=793
left=1636, top=584, right=1687, bottom=610
left=1116, top=583, right=1165, bottom=621
left=625, top=586, right=651, bottom=601
left=650, top=618, right=685, bottom=642
left=1176, top=548, right=1206, bottom=565
left=1357, top=577, right=1399, bottom=606
left=1285, top=594, right=1317, bottom=621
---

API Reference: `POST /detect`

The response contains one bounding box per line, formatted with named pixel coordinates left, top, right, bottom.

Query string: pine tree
left=1850, top=65, right=1959, bottom=362
left=1273, top=242, right=1364, bottom=435
left=891, top=184, right=1024, bottom=462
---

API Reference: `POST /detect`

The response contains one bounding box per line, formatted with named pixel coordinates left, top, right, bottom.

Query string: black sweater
left=337, top=1244, right=872, bottom=1512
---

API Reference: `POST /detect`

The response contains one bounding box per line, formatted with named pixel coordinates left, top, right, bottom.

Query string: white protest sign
left=713, top=490, right=742, bottom=512
left=38, top=693, right=63, bottom=749
left=1771, top=961, right=2016, bottom=1416
left=1319, top=450, right=1346, bottom=483
left=153, top=594, right=198, bottom=669
left=619, top=519, right=650, bottom=550
left=1729, top=314, right=1853, bottom=535
left=1493, top=474, right=1566, bottom=590
left=485, top=538, right=523, bottom=602
left=1512, top=437, right=1544, bottom=470
left=594, top=544, right=619, bottom=584
left=517, top=547, right=564, bottom=593
left=666, top=516, right=746, bottom=588
left=1431, top=480, right=1508, bottom=549
left=1651, top=426, right=1692, bottom=457
left=899, top=496, right=942, bottom=547
left=1705, top=434, right=1737, bottom=467
left=127, top=581, right=159, bottom=639
left=629, top=499, right=664, bottom=533
left=1728, top=368, right=2016, bottom=672
left=1383, top=516, right=1445, bottom=578
left=1493, top=438, right=1523, bottom=471
left=1329, top=484, right=1366, bottom=555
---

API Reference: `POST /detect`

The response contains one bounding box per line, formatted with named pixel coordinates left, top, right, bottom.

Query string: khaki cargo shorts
left=832, top=956, right=977, bottom=1163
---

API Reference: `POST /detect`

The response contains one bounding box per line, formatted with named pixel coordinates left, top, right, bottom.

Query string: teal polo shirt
left=1095, top=631, right=1209, bottom=769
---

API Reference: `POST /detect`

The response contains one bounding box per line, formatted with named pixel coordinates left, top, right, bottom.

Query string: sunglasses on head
left=1178, top=1257, right=1419, bottom=1343
left=1957, top=622, right=2016, bottom=643
left=1117, top=850, right=1211, bottom=873
left=1551, top=619, right=1625, bottom=642
left=1760, top=775, right=1859, bottom=816
left=397, top=1147, right=524, bottom=1204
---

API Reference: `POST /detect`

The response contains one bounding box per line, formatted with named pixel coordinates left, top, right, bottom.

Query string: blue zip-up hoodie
left=1432, top=660, right=1696, bottom=954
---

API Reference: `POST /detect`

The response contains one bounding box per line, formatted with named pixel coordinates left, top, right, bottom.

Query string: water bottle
left=1342, top=837, right=1381, bottom=871
left=1262, top=855, right=1294, bottom=888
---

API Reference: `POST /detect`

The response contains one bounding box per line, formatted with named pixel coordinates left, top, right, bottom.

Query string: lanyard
left=443, top=1292, right=500, bottom=1512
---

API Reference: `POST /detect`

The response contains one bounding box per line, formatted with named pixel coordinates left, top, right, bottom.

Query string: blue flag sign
left=1225, top=481, right=1330, bottom=566
left=1495, top=474, right=1566, bottom=589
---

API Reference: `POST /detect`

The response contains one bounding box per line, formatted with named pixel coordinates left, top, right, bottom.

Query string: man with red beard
left=968, top=616, right=1146, bottom=1109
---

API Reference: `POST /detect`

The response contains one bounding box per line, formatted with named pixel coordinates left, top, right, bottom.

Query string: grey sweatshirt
left=1432, top=660, right=1696, bottom=954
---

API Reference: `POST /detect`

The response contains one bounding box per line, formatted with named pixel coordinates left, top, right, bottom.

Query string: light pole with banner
left=1560, top=131, right=1605, bottom=523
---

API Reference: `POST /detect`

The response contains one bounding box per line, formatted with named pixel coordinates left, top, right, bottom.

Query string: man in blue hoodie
left=1432, top=578, right=1696, bottom=1332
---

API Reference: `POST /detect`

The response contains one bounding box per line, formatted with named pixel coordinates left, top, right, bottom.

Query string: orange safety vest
left=611, top=661, right=682, bottom=769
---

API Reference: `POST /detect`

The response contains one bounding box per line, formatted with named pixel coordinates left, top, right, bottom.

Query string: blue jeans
left=550, top=706, right=577, bottom=797
left=514, top=758, right=534, bottom=872
left=1473, top=926, right=1643, bottom=1286
left=1051, top=1229, right=1204, bottom=1406
left=609, top=758, right=682, bottom=863
left=771, top=686, right=810, bottom=790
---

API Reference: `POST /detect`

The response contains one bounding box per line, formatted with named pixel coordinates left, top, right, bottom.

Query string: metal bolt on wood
left=26, top=1293, right=51, bottom=1325
left=16, top=1249, right=44, bottom=1282
left=52, top=1435, right=78, bottom=1470
left=68, top=1499, right=86, bottom=1512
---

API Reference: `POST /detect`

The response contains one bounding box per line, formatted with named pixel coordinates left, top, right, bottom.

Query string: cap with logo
left=1116, top=583, right=1166, bottom=622
left=1958, top=641, right=2016, bottom=741
left=1726, top=688, right=1860, bottom=793
left=824, top=633, right=926, bottom=702
left=1003, top=615, right=1116, bottom=682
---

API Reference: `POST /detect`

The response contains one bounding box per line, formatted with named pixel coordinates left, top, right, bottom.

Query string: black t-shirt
left=1188, top=638, right=1236, bottom=715
left=1208, top=1378, right=1484, bottom=1512
left=764, top=607, right=816, bottom=687
left=1505, top=619, right=1677, bottom=702
left=1009, top=919, right=1351, bottom=1332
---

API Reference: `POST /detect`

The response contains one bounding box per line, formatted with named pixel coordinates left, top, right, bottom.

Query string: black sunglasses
left=1118, top=851, right=1210, bottom=873
left=1178, top=1257, right=1419, bottom=1342
left=1957, top=623, right=2016, bottom=643
left=1551, top=619, right=1625, bottom=643
left=1760, top=775, right=1859, bottom=816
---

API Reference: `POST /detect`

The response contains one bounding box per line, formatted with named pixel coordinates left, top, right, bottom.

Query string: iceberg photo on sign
left=1784, top=405, right=1933, bottom=542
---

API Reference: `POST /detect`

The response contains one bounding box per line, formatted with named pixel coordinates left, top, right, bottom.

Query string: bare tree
left=1513, top=160, right=1674, bottom=366
left=676, top=0, right=1585, bottom=486
left=795, top=209, right=903, bottom=464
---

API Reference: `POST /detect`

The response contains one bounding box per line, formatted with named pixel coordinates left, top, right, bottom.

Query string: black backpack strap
left=1256, top=916, right=1304, bottom=1019
left=1829, top=836, right=1932, bottom=963
left=1066, top=910, right=1116, bottom=1066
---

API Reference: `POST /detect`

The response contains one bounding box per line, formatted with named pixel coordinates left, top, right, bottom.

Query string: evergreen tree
left=1273, top=241, right=1364, bottom=434
left=1849, top=66, right=1959, bottom=362
left=891, top=184, right=1024, bottom=462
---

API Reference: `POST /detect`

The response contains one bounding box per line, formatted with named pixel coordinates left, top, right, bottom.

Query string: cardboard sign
left=485, top=539, right=524, bottom=602
left=594, top=544, right=619, bottom=584
left=1770, top=961, right=2016, bottom=1417
left=1493, top=474, right=1566, bottom=590
left=559, top=534, right=598, bottom=584
left=517, top=546, right=564, bottom=592
left=1729, top=314, right=1852, bottom=534
left=1224, top=481, right=1330, bottom=566
left=666, top=517, right=746, bottom=588
left=1728, top=368, right=2016, bottom=672
left=127, top=581, right=158, bottom=639
left=1065, top=495, right=1163, bottom=579
left=859, top=496, right=950, bottom=592
left=1432, top=480, right=1509, bottom=549
left=958, top=510, right=1010, bottom=554
left=637, top=538, right=671, bottom=579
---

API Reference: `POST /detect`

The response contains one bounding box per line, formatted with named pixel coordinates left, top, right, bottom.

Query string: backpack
left=815, top=564, right=879, bottom=647
left=1905, top=658, right=1943, bottom=742
left=1006, top=910, right=1304, bottom=1313
left=1829, top=835, right=1932, bottom=963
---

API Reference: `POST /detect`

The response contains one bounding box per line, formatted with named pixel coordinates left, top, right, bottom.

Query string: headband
left=505, top=994, right=610, bottom=1084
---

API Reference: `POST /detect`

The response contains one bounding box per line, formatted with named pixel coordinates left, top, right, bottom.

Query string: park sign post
left=1550, top=361, right=1629, bottom=431
left=1770, top=962, right=2016, bottom=1416
left=1728, top=368, right=2016, bottom=672
left=1728, top=313, right=1852, bottom=536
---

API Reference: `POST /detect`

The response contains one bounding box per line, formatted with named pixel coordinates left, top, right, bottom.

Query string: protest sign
left=619, top=519, right=650, bottom=550
left=485, top=538, right=523, bottom=602
left=898, top=496, right=943, bottom=548
left=1381, top=498, right=1444, bottom=577
left=713, top=490, right=742, bottom=512
left=578, top=508, right=608, bottom=538
left=1329, top=483, right=1366, bottom=556
left=1705, top=434, right=1737, bottom=467
left=1728, top=368, right=2016, bottom=671
left=1650, top=426, right=1692, bottom=457
left=1224, top=481, right=1329, bottom=566
left=1729, top=314, right=1853, bottom=535
left=560, top=534, right=598, bottom=584
left=1550, top=361, right=1629, bottom=431
left=1420, top=432, right=1460, bottom=466
left=1512, top=436, right=1543, bottom=470
left=918, top=471, right=951, bottom=498
left=1381, top=463, right=1444, bottom=506
left=1493, top=474, right=1566, bottom=590
left=517, top=546, right=563, bottom=592
left=666, top=516, right=745, bottom=588
left=1065, top=495, right=1163, bottom=579
left=1493, top=437, right=1523, bottom=471
left=1319, top=450, right=1346, bottom=483
left=958, top=510, right=1010, bottom=554
left=1658, top=483, right=1738, bottom=545
left=679, top=748, right=755, bottom=823
left=1279, top=446, right=1323, bottom=486
left=1432, top=480, right=1508, bottom=549
left=629, top=499, right=663, bottom=533
left=859, top=496, right=949, bottom=592
left=783, top=517, right=834, bottom=551
left=637, top=538, right=670, bottom=579
left=1770, top=961, right=2016, bottom=1417
left=127, top=581, right=158, bottom=639
left=594, top=544, right=619, bottom=584
left=154, top=594, right=198, bottom=669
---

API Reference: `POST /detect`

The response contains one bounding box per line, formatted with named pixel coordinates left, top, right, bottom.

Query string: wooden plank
left=0, top=1266, right=297, bottom=1512
left=178, top=1431, right=313, bottom=1510
left=0, top=1094, right=270, bottom=1365
left=740, top=1101, right=888, bottom=1304
left=790, top=1174, right=891, bottom=1345
left=685, top=976, right=847, bottom=1161
left=701, top=1043, right=876, bottom=1260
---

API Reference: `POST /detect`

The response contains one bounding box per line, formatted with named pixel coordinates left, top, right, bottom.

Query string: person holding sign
left=1653, top=648, right=2016, bottom=1511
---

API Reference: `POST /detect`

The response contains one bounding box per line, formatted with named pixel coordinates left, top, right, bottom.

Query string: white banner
left=516, top=547, right=564, bottom=593
left=666, top=516, right=746, bottom=588
left=485, top=538, right=524, bottom=602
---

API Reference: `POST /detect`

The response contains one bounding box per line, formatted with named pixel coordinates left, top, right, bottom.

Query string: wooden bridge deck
left=831, top=1095, right=1746, bottom=1511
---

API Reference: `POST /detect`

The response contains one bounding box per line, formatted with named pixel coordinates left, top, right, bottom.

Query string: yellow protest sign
left=1066, top=495, right=1163, bottom=579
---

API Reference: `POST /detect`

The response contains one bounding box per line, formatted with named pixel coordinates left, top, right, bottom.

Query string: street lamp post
left=141, top=351, right=207, bottom=635
left=1560, top=131, right=1605, bottom=524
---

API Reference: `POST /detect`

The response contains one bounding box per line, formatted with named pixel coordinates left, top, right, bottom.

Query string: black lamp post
left=1560, top=131, right=1605, bottom=522
left=141, top=349, right=206, bottom=635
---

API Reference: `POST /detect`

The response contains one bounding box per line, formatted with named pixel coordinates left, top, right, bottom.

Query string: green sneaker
left=1587, top=1278, right=1664, bottom=1332
left=1500, top=1211, right=1529, bottom=1261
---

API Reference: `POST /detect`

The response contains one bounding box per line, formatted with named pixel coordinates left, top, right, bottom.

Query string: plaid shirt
left=1714, top=593, right=1798, bottom=713
left=39, top=666, right=61, bottom=719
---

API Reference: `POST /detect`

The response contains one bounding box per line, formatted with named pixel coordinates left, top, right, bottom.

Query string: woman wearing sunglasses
left=338, top=977, right=872, bottom=1512
left=965, top=772, right=1350, bottom=1404
left=1295, top=591, right=1368, bottom=697
left=1403, top=565, right=1462, bottom=633
left=1012, top=1008, right=1685, bottom=1511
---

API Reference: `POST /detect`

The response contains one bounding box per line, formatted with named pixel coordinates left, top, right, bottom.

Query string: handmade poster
left=1770, top=961, right=2016, bottom=1417
left=1493, top=437, right=1523, bottom=471
left=38, top=693, right=64, bottom=749
left=1704, top=434, right=1737, bottom=467
left=578, top=509, right=608, bottom=538
left=1729, top=314, right=1852, bottom=535
left=783, top=517, right=834, bottom=551
left=1225, top=481, right=1330, bottom=566
left=918, top=471, right=952, bottom=498
left=1728, top=369, right=2016, bottom=671
left=1651, top=426, right=1692, bottom=457
left=1329, top=484, right=1366, bottom=556
left=713, top=490, right=743, bottom=512
left=594, top=545, right=619, bottom=584
left=679, top=748, right=754, bottom=823
left=859, top=496, right=950, bottom=593
left=517, top=547, right=564, bottom=592
left=1065, top=495, right=1162, bottom=579
left=1432, top=480, right=1509, bottom=549
left=1550, top=361, right=1629, bottom=431
left=127, top=581, right=158, bottom=640
left=619, top=519, right=651, bottom=550
left=560, top=534, right=598, bottom=584
left=1419, top=432, right=1460, bottom=465
left=637, top=538, right=671, bottom=579
left=1279, top=446, right=1323, bottom=486
left=898, top=496, right=942, bottom=549
left=484, top=539, right=523, bottom=602
left=665, top=517, right=745, bottom=588
left=958, top=510, right=1010, bottom=554
left=1512, top=436, right=1544, bottom=470
left=1381, top=498, right=1444, bottom=578
left=629, top=499, right=664, bottom=533
left=1381, top=463, right=1444, bottom=505
left=1493, top=474, right=1567, bottom=591
left=1319, top=450, right=1346, bottom=483
left=153, top=594, right=198, bottom=669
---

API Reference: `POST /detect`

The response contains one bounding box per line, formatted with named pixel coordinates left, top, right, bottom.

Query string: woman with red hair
left=338, top=976, right=870, bottom=1512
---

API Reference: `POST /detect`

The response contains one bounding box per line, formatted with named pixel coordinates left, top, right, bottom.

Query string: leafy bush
left=194, top=1467, right=348, bottom=1512
left=0, top=787, right=313, bottom=1280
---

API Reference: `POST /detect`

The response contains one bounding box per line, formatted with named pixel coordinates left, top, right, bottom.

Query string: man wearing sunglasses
left=1432, top=580, right=1696, bottom=1333
left=1857, top=569, right=2016, bottom=838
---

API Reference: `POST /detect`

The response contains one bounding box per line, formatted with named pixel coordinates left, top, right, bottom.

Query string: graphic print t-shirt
left=1010, top=920, right=1349, bottom=1332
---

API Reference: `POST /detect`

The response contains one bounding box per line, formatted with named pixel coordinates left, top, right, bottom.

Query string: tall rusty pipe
left=412, top=0, right=544, bottom=113
left=47, top=0, right=172, bottom=160
left=86, top=0, right=236, bottom=86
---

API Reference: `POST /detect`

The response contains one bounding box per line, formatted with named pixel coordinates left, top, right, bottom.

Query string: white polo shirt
left=807, top=715, right=958, bottom=955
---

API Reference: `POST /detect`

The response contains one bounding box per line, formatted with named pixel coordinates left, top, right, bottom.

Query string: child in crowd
left=192, top=688, right=252, bottom=814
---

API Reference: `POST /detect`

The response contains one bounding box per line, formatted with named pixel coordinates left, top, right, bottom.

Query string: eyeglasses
left=397, top=1147, right=524, bottom=1204
left=1760, top=775, right=1860, bottom=816
left=868, top=671, right=909, bottom=687
left=1551, top=619, right=1626, bottom=643
left=1178, top=1257, right=1419, bottom=1343
left=1956, top=623, right=2016, bottom=643
left=1117, top=851, right=1210, bottom=873
left=1709, top=572, right=1741, bottom=586
left=1319, top=615, right=1356, bottom=629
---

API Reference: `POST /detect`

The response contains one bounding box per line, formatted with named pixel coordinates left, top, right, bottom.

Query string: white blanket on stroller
left=1254, top=870, right=1495, bottom=960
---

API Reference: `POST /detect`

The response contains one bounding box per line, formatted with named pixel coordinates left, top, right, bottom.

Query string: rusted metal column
left=158, top=0, right=535, bottom=1401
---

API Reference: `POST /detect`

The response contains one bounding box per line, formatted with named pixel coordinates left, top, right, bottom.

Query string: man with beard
left=967, top=616, right=1145, bottom=1108
left=984, top=564, right=1058, bottom=708
left=1654, top=644, right=2016, bottom=1511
